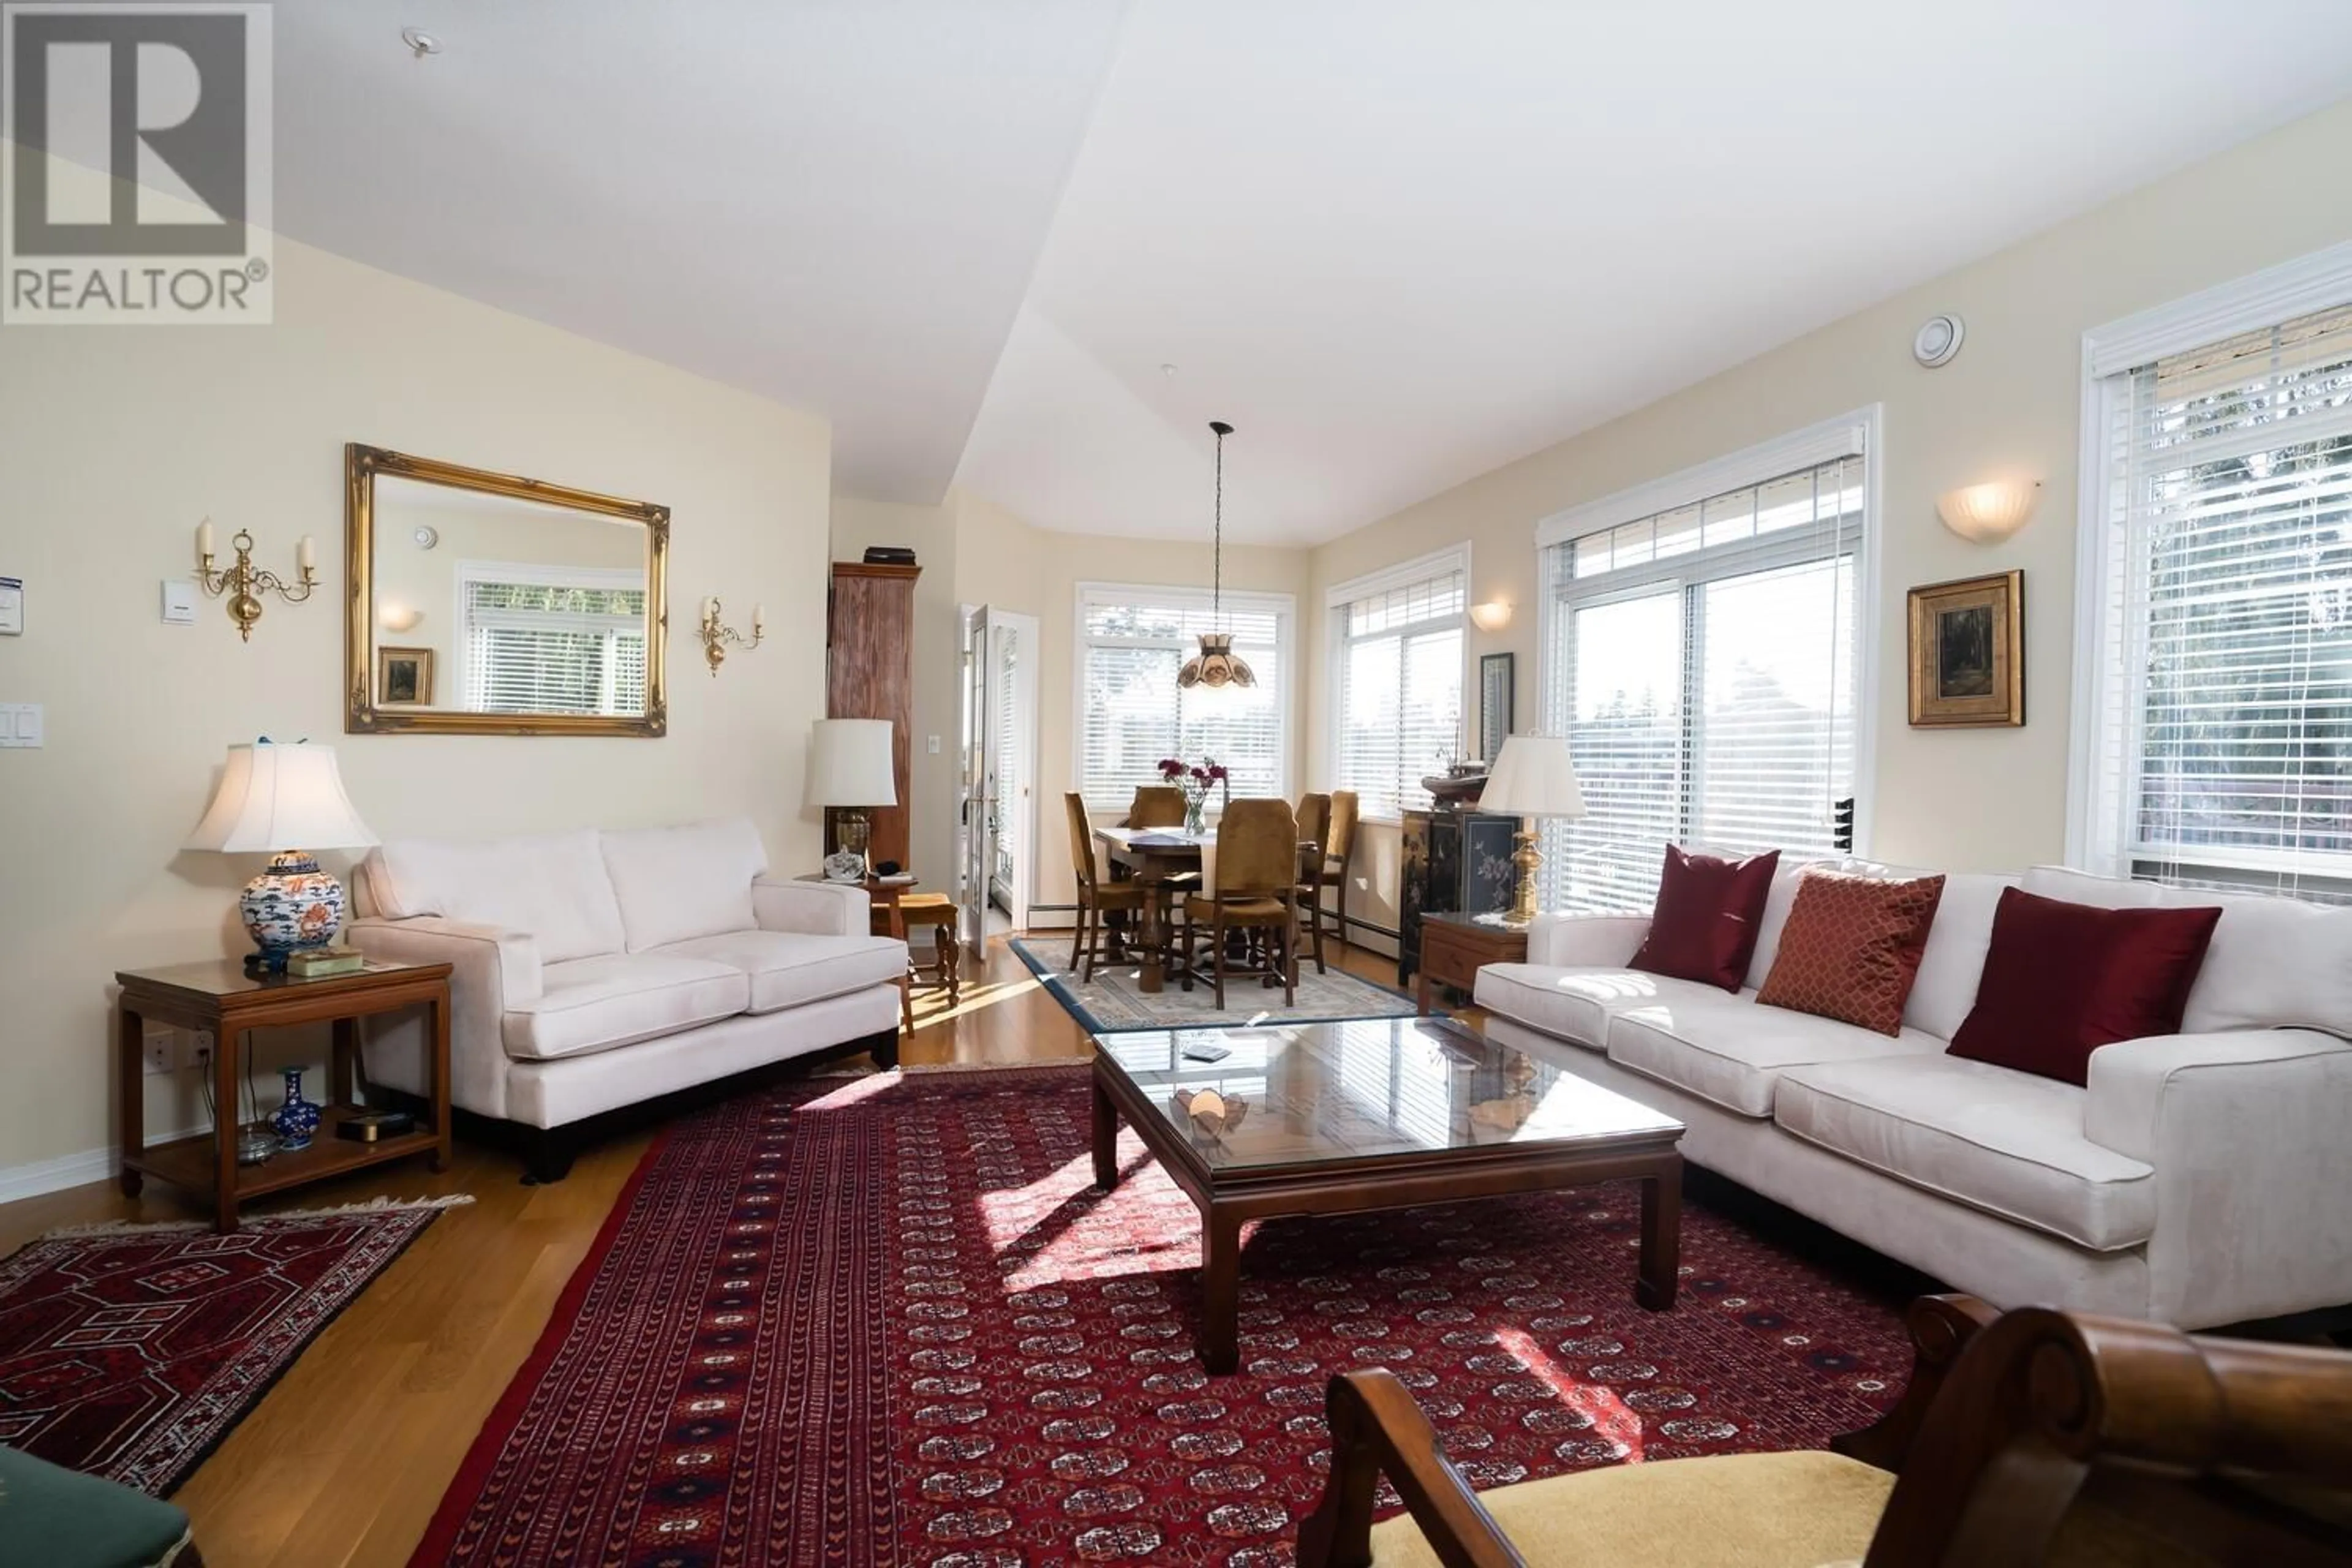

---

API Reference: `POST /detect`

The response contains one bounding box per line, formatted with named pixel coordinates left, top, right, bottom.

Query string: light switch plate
left=927, top=734, right=941, bottom=755
left=161, top=579, right=197, bottom=624
left=0, top=703, right=43, bottom=747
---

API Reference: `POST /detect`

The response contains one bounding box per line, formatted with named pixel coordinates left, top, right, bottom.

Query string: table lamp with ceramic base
left=1476, top=733, right=1586, bottom=928
left=806, top=717, right=898, bottom=883
left=186, top=739, right=380, bottom=972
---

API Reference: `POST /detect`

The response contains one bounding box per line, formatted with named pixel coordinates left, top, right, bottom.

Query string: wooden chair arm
left=1831, top=1292, right=1999, bottom=1471
left=1297, top=1370, right=1529, bottom=1568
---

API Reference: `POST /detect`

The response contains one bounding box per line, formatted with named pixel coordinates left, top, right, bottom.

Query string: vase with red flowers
left=1156, top=755, right=1228, bottom=835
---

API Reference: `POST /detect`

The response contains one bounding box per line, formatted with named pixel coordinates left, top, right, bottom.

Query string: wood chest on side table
left=1397, top=807, right=1519, bottom=986
left=1414, top=911, right=1527, bottom=1016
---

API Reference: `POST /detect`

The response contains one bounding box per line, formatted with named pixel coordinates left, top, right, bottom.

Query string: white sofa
left=1474, top=862, right=2352, bottom=1329
left=347, top=818, right=907, bottom=1178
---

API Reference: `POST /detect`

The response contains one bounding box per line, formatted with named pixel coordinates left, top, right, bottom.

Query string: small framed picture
left=1479, top=652, right=1515, bottom=762
left=1909, top=570, right=2022, bottom=728
left=377, top=646, right=435, bottom=707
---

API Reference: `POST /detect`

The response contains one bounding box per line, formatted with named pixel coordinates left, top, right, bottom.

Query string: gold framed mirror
left=345, top=444, right=668, bottom=736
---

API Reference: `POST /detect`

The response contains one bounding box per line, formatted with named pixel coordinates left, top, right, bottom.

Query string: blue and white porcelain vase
left=271, top=1066, right=322, bottom=1151
left=241, top=850, right=346, bottom=971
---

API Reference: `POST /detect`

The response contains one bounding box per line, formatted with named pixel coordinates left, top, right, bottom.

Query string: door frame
left=957, top=603, right=1042, bottom=957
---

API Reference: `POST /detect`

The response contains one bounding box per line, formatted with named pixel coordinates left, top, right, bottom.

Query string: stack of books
left=288, top=947, right=368, bottom=978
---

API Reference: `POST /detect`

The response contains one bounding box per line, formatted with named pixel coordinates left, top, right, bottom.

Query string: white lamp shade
left=1478, top=734, right=1586, bottom=820
left=805, top=718, right=898, bottom=808
left=185, top=742, right=380, bottom=852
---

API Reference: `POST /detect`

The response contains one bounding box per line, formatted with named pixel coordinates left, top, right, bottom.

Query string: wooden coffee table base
left=1091, top=1065, right=1683, bottom=1374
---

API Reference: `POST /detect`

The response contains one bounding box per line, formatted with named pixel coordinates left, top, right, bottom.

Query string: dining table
left=1092, top=826, right=1208, bottom=993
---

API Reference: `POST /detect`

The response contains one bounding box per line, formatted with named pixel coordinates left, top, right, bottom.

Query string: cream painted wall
left=949, top=490, right=1315, bottom=919
left=1308, top=96, right=2352, bottom=942
left=0, top=222, right=833, bottom=1178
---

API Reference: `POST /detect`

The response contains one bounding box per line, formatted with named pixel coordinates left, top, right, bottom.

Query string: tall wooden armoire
left=825, top=560, right=921, bottom=873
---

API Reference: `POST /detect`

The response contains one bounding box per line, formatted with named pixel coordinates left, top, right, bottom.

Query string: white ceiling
left=269, top=0, right=1131, bottom=500
left=265, top=1, right=2352, bottom=545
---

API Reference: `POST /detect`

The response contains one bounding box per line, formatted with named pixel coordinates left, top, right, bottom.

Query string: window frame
left=2068, top=239, right=2352, bottom=888
left=1532, top=407, right=1884, bottom=892
left=1324, top=543, right=1473, bottom=825
left=453, top=557, right=649, bottom=718
left=1069, top=579, right=1297, bottom=812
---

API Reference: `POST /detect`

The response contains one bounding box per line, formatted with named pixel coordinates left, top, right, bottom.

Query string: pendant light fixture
left=1178, top=420, right=1256, bottom=690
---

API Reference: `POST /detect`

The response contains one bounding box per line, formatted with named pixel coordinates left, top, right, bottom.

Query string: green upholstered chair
left=1298, top=1294, right=2352, bottom=1567
left=0, top=1446, right=202, bottom=1567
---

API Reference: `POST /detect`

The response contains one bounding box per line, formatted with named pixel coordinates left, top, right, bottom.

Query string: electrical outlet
left=142, top=1026, right=175, bottom=1076
left=182, top=1029, right=216, bottom=1071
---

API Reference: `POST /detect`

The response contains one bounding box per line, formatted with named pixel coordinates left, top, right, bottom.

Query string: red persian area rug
left=0, top=1194, right=467, bottom=1495
left=415, top=1067, right=1913, bottom=1567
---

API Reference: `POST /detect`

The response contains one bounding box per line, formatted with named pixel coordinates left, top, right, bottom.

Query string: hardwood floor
left=0, top=933, right=1411, bottom=1566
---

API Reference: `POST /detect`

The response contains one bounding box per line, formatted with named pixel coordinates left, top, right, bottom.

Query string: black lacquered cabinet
left=1398, top=808, right=1520, bottom=985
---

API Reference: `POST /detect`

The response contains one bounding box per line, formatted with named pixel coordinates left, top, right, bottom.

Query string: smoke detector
left=1913, top=314, right=1964, bottom=369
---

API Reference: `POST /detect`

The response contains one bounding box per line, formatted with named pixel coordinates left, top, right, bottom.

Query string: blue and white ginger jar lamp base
left=241, top=850, right=346, bottom=972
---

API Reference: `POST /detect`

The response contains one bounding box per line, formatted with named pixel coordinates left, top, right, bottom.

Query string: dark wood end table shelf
left=115, top=959, right=453, bottom=1232
left=1415, top=910, right=1528, bottom=1014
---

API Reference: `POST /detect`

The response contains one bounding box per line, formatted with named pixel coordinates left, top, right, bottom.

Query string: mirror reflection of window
left=369, top=477, right=652, bottom=718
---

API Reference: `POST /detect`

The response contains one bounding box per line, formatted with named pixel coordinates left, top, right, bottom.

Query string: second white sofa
left=350, top=818, right=907, bottom=1178
left=1474, top=861, right=2352, bottom=1329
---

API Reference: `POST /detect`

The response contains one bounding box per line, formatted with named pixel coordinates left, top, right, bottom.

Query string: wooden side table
left=1415, top=912, right=1528, bottom=1016
left=115, top=959, right=453, bottom=1232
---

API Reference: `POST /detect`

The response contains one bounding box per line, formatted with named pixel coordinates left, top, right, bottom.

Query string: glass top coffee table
left=1090, top=1014, right=1686, bottom=1373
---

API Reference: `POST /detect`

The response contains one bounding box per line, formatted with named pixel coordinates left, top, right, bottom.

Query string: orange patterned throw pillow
left=1755, top=870, right=1947, bottom=1036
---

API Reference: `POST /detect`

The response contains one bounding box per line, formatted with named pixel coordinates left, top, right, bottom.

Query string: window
left=1537, top=426, right=1870, bottom=913
left=2076, top=285, right=2352, bottom=903
left=1076, top=584, right=1292, bottom=809
left=459, top=563, right=647, bottom=716
left=1329, top=550, right=1468, bottom=820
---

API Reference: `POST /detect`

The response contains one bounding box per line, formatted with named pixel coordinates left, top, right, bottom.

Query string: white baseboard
left=0, top=1123, right=211, bottom=1207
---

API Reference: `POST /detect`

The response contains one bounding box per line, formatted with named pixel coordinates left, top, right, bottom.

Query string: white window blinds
left=1540, top=455, right=1863, bottom=913
left=1332, top=557, right=1466, bottom=820
left=2080, top=303, right=2352, bottom=902
left=461, top=573, right=648, bottom=716
left=1077, top=587, right=1290, bottom=809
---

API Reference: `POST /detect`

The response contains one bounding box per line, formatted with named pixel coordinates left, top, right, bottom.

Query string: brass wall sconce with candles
left=697, top=596, right=764, bottom=675
left=196, top=517, right=318, bottom=641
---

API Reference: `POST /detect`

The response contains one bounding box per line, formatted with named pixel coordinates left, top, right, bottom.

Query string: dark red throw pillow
left=1755, top=870, right=1947, bottom=1036
left=1631, top=845, right=1781, bottom=992
left=1948, top=887, right=2223, bottom=1086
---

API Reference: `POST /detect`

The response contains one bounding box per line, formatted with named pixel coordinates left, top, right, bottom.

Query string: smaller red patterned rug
left=0, top=1195, right=467, bottom=1496
left=418, top=1067, right=1915, bottom=1567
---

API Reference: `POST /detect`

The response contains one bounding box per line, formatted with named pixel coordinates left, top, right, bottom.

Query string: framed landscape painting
left=376, top=646, right=435, bottom=707
left=1478, top=652, right=1514, bottom=762
left=1908, top=570, right=2022, bottom=728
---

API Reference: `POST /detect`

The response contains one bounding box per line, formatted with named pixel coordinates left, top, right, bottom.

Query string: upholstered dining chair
left=1065, top=793, right=1162, bottom=982
left=1297, top=1291, right=2352, bottom=1567
left=1124, top=785, right=1187, bottom=828
left=1302, top=790, right=1359, bottom=963
left=1178, top=797, right=1301, bottom=1008
left=1293, top=793, right=1333, bottom=973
